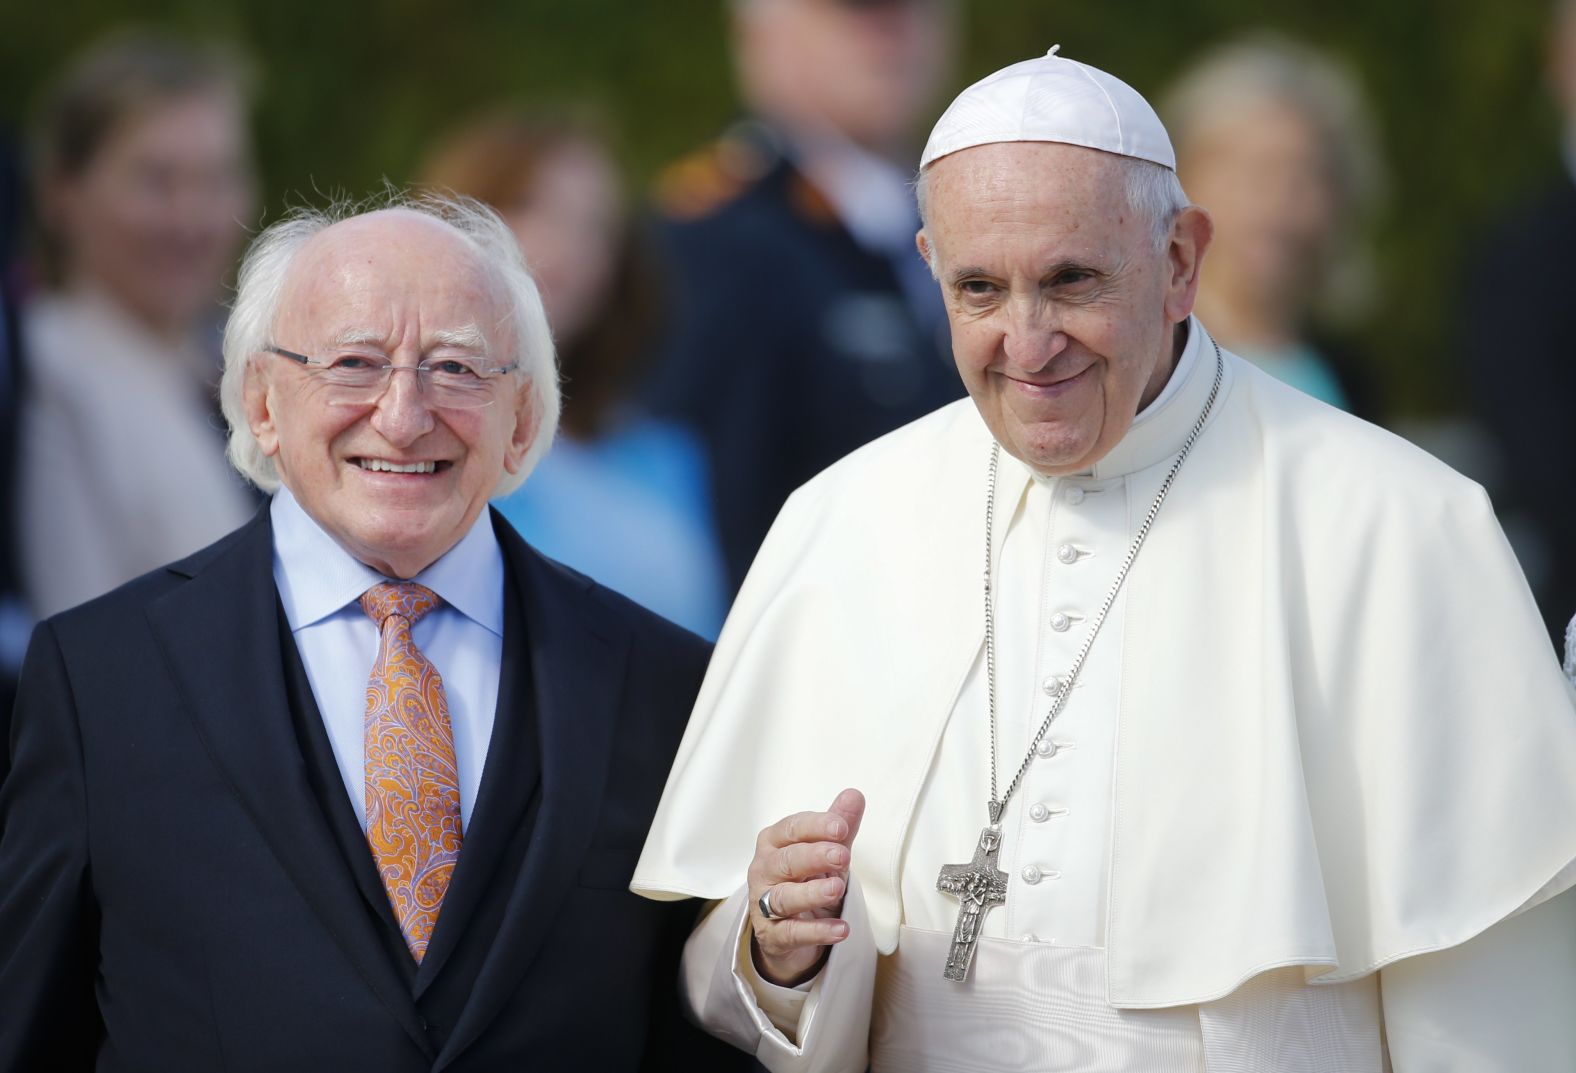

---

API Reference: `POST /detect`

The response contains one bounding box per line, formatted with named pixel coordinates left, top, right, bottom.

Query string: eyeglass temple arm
left=264, top=345, right=313, bottom=366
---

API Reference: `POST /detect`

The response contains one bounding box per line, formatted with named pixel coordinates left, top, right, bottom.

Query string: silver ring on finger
left=757, top=885, right=786, bottom=921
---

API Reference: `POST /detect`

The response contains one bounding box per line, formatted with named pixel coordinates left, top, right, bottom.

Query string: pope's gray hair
left=218, top=191, right=561, bottom=498
left=914, top=152, right=1190, bottom=273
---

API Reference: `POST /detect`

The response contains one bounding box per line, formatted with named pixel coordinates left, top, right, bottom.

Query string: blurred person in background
left=419, top=111, right=728, bottom=638
left=645, top=0, right=964, bottom=591
left=1163, top=36, right=1385, bottom=418
left=18, top=30, right=257, bottom=620
left=1460, top=0, right=1576, bottom=650
left=0, top=130, right=32, bottom=787
left=0, top=130, right=31, bottom=742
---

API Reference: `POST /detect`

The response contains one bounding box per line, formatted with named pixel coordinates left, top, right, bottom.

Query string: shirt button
left=1021, top=865, right=1043, bottom=884
left=1029, top=802, right=1049, bottom=822
left=1057, top=544, right=1078, bottom=565
left=1036, top=738, right=1059, bottom=758
left=1065, top=486, right=1085, bottom=505
left=1050, top=613, right=1071, bottom=632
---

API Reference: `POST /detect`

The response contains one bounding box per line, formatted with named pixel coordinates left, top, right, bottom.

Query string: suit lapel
left=145, top=511, right=434, bottom=1059
left=435, top=521, right=629, bottom=1068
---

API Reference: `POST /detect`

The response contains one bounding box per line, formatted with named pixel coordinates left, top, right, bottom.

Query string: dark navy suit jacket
left=0, top=508, right=745, bottom=1072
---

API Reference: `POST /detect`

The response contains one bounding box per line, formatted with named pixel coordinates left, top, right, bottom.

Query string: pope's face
left=918, top=141, right=1207, bottom=475
left=245, top=211, right=535, bottom=578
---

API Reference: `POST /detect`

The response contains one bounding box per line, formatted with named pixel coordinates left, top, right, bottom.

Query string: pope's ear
left=1162, top=205, right=1214, bottom=324
left=243, top=356, right=281, bottom=458
left=915, top=230, right=938, bottom=280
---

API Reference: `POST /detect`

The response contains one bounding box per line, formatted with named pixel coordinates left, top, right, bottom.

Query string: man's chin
left=1000, top=424, right=1100, bottom=477
left=327, top=510, right=457, bottom=578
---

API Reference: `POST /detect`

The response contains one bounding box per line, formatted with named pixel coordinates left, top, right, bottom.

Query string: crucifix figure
left=936, top=813, right=1009, bottom=982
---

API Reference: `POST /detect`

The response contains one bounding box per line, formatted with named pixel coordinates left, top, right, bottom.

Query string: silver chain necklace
left=935, top=341, right=1224, bottom=983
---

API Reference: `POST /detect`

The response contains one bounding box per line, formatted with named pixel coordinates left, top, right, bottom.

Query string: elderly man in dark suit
left=0, top=195, right=742, bottom=1072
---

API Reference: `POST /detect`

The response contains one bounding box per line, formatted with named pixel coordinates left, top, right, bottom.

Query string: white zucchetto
left=920, top=46, right=1176, bottom=171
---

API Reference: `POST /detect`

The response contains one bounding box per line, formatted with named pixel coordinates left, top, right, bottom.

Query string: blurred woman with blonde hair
left=1163, top=35, right=1386, bottom=416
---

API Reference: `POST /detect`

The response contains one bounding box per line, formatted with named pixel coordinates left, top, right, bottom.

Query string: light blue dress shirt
left=270, top=487, right=503, bottom=831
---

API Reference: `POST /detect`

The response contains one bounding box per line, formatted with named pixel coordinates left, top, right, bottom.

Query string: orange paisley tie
left=359, top=581, right=463, bottom=962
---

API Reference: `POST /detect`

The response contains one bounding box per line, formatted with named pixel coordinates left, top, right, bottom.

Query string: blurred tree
left=0, top=0, right=1559, bottom=417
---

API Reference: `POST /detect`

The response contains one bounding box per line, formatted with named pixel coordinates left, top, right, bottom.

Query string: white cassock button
left=1020, top=933, right=1038, bottom=943
left=1029, top=802, right=1050, bottom=822
left=1057, top=544, right=1078, bottom=565
left=1065, top=486, right=1085, bottom=505
left=1050, top=613, right=1071, bottom=632
left=1036, top=738, right=1059, bottom=758
left=1042, top=674, right=1066, bottom=696
left=1021, top=865, right=1043, bottom=884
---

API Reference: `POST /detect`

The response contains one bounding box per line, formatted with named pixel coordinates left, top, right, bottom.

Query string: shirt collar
left=271, top=486, right=505, bottom=637
left=1007, top=315, right=1222, bottom=486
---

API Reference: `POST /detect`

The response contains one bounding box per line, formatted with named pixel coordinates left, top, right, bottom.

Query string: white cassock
left=633, top=319, right=1576, bottom=1072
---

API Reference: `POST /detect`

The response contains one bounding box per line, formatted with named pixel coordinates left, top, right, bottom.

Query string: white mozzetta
left=636, top=318, right=1576, bottom=1016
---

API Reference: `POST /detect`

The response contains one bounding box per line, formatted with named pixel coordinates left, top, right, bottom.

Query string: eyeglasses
left=263, top=345, right=519, bottom=410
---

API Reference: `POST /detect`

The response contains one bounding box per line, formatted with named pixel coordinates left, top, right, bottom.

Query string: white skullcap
left=920, top=46, right=1176, bottom=171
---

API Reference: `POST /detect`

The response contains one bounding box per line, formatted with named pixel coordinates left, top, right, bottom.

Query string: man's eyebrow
left=430, top=325, right=488, bottom=353
left=945, top=260, right=1101, bottom=285
left=330, top=327, right=387, bottom=348
left=947, top=265, right=996, bottom=285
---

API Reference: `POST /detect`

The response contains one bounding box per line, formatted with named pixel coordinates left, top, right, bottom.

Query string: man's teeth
left=358, top=459, right=437, bottom=474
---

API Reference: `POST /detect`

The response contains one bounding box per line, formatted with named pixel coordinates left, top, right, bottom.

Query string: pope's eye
left=1052, top=269, right=1095, bottom=287
left=328, top=355, right=379, bottom=371
left=959, top=280, right=997, bottom=296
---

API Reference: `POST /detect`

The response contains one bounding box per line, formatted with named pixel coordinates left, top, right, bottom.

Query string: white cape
left=634, top=339, right=1576, bottom=1008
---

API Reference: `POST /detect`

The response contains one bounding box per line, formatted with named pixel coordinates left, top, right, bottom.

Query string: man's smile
left=352, top=457, right=449, bottom=475
left=1002, top=363, right=1094, bottom=399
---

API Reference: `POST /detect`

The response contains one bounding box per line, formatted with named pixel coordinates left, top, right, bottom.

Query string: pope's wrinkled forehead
left=920, top=140, right=1142, bottom=250
left=276, top=209, right=513, bottom=350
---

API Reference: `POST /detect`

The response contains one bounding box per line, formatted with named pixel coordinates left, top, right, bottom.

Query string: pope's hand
left=748, top=787, right=865, bottom=987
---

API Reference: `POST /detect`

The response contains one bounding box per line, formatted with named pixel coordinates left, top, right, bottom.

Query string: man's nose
left=1002, top=298, right=1067, bottom=370
left=369, top=367, right=436, bottom=445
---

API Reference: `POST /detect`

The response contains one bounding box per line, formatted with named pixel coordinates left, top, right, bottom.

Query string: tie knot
left=359, top=581, right=442, bottom=627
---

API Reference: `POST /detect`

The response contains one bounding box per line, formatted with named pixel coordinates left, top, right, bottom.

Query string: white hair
left=914, top=151, right=1190, bottom=270
left=219, top=191, right=561, bottom=498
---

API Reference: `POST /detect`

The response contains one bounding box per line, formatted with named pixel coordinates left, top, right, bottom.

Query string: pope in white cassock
left=633, top=50, right=1576, bottom=1072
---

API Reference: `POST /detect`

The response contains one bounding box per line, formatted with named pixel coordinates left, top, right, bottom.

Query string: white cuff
left=737, top=930, right=817, bottom=1039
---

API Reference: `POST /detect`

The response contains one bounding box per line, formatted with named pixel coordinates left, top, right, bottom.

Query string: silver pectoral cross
left=935, top=803, right=1009, bottom=982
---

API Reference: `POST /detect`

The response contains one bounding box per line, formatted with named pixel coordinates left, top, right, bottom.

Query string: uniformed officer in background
left=645, top=0, right=964, bottom=590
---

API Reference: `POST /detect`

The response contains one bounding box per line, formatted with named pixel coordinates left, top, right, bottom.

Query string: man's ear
left=916, top=229, right=938, bottom=280
left=502, top=379, right=538, bottom=476
left=1162, top=205, right=1214, bottom=324
left=243, top=357, right=281, bottom=458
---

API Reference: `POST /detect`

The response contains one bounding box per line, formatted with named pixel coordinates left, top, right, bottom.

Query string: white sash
left=870, top=926, right=1387, bottom=1073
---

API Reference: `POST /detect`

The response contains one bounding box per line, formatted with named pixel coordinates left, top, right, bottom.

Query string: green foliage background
left=0, top=0, right=1563, bottom=416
